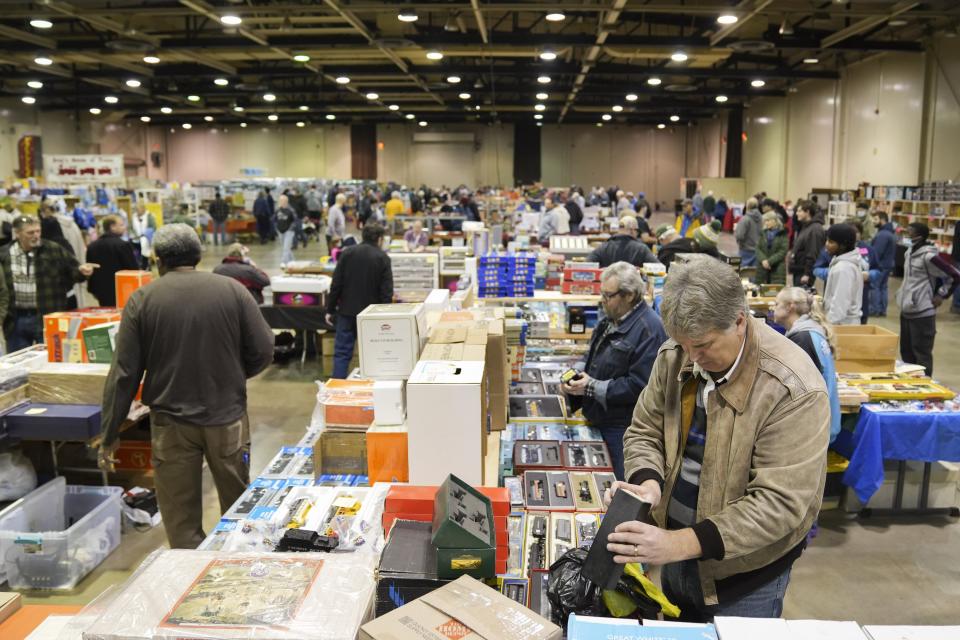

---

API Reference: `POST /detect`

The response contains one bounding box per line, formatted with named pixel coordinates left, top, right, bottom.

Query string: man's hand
left=933, top=295, right=944, bottom=308
left=79, top=263, right=100, bottom=277
left=607, top=523, right=701, bottom=566
left=862, top=271, right=870, bottom=283
left=561, top=373, right=592, bottom=397
left=325, top=313, right=335, bottom=326
left=604, top=479, right=661, bottom=509
left=800, top=275, right=810, bottom=285
left=762, top=260, right=771, bottom=270
left=97, top=441, right=119, bottom=473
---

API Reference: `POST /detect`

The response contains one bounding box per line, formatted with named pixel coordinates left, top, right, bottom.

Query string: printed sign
left=44, top=154, right=124, bottom=183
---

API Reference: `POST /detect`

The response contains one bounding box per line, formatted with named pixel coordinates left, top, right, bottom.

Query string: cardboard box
left=28, top=362, right=110, bottom=405
left=373, top=380, right=405, bottom=425
left=360, top=575, right=562, bottom=640
left=833, top=325, right=899, bottom=373
left=385, top=485, right=511, bottom=518
left=407, top=360, right=486, bottom=485
left=270, top=275, right=328, bottom=307
left=0, top=591, right=22, bottom=625
left=367, top=424, right=408, bottom=483
left=423, top=288, right=452, bottom=313
left=43, top=309, right=121, bottom=363
left=4, top=403, right=101, bottom=440
left=317, top=379, right=375, bottom=429
left=82, top=320, right=120, bottom=364
left=357, top=303, right=426, bottom=380
left=115, top=270, right=152, bottom=308
left=375, top=520, right=450, bottom=618
left=114, top=440, right=153, bottom=471
left=313, top=430, right=368, bottom=476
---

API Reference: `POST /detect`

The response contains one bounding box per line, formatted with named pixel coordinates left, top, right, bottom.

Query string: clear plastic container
left=0, top=477, right=123, bottom=590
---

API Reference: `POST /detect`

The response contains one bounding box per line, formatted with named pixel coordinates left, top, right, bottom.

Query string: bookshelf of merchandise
left=867, top=199, right=958, bottom=253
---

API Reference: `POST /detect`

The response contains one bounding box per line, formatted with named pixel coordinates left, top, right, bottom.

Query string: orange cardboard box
left=318, top=379, right=375, bottom=428
left=366, top=425, right=409, bottom=483
left=43, top=309, right=121, bottom=363
left=115, top=441, right=153, bottom=471
left=115, top=270, right=153, bottom=308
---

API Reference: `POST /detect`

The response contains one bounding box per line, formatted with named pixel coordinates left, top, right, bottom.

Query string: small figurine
left=555, top=481, right=568, bottom=498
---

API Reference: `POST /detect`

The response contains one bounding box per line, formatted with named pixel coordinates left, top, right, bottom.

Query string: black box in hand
left=581, top=489, right=651, bottom=590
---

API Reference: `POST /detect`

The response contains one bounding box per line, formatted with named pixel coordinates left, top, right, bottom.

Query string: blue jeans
left=212, top=220, right=228, bottom=246
left=281, top=229, right=296, bottom=265
left=600, top=426, right=627, bottom=481
left=332, top=315, right=357, bottom=379
left=661, top=559, right=792, bottom=623
left=6, top=311, right=40, bottom=353
left=739, top=250, right=756, bottom=267
left=870, top=269, right=890, bottom=316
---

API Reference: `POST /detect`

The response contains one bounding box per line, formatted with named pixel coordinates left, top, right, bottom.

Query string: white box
left=407, top=360, right=485, bottom=485
left=373, top=380, right=406, bottom=425
left=423, top=289, right=451, bottom=314
left=269, top=275, right=331, bottom=294
left=356, top=303, right=426, bottom=380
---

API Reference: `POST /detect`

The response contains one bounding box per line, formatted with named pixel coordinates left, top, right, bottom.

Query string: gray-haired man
left=99, top=224, right=274, bottom=549
left=604, top=255, right=829, bottom=621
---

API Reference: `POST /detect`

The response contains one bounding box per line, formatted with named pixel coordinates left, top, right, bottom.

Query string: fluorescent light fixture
left=325, top=114, right=336, bottom=120
left=299, top=105, right=309, bottom=111
left=537, top=75, right=551, bottom=84
left=534, top=114, right=543, bottom=120
left=140, top=116, right=151, bottom=123
left=888, top=18, right=908, bottom=27
left=214, top=78, right=229, bottom=86
left=537, top=122, right=542, bottom=127
left=293, top=54, right=310, bottom=62
left=186, top=95, right=200, bottom=102
left=34, top=56, right=53, bottom=66
left=751, top=79, right=766, bottom=88
left=143, top=55, right=160, bottom=64
left=647, top=77, right=662, bottom=86
left=161, top=106, right=172, bottom=114
left=716, top=95, right=729, bottom=103
left=398, top=9, right=418, bottom=22
left=446, top=75, right=461, bottom=84
left=418, top=120, right=428, bottom=127
left=803, top=57, right=819, bottom=64
left=612, top=105, right=623, bottom=112
left=220, top=15, right=242, bottom=26
left=234, top=106, right=245, bottom=112
left=406, top=113, right=415, bottom=120
left=539, top=50, right=557, bottom=61
left=596, top=122, right=603, bottom=127
left=89, top=107, right=101, bottom=114
left=263, top=93, right=276, bottom=102
left=534, top=103, right=546, bottom=111
left=459, top=92, right=471, bottom=99
left=240, top=122, right=247, bottom=128
left=126, top=79, right=141, bottom=88
left=626, top=93, right=638, bottom=101
left=182, top=123, right=192, bottom=129
left=365, top=92, right=379, bottom=100
left=104, top=95, right=119, bottom=104
left=335, top=76, right=350, bottom=84
left=388, top=104, right=399, bottom=111
left=21, top=96, right=36, bottom=105
left=670, top=115, right=680, bottom=122
left=27, top=81, right=43, bottom=89
left=717, top=14, right=738, bottom=25
left=30, top=19, right=53, bottom=29
left=297, top=121, right=306, bottom=127
left=426, top=50, right=444, bottom=61
left=658, top=123, right=666, bottom=129
left=204, top=115, right=214, bottom=122
left=671, top=51, right=689, bottom=62
left=602, top=114, right=612, bottom=121
left=536, top=92, right=549, bottom=100
left=268, top=114, right=279, bottom=121
left=546, top=12, right=565, bottom=22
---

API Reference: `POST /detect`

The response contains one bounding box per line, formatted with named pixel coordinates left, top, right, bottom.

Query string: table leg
left=893, top=460, right=906, bottom=510
left=50, top=441, right=59, bottom=477
left=859, top=459, right=960, bottom=519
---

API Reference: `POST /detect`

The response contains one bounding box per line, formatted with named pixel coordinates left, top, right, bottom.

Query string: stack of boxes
left=477, top=252, right=537, bottom=298
left=562, top=264, right=603, bottom=295
left=544, top=254, right=565, bottom=292
left=505, top=316, right=528, bottom=382
left=389, top=254, right=439, bottom=302
left=44, top=309, right=121, bottom=363
left=313, top=379, right=375, bottom=477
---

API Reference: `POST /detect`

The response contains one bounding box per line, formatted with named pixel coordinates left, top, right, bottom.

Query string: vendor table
left=839, top=404, right=960, bottom=518
left=259, top=304, right=331, bottom=367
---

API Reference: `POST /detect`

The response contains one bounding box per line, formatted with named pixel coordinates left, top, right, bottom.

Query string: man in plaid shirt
left=0, top=216, right=98, bottom=351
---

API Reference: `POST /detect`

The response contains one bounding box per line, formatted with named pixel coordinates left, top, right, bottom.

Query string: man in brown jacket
left=604, top=254, right=829, bottom=621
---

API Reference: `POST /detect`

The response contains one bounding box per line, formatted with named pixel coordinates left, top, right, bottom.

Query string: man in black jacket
left=587, top=216, right=660, bottom=268
left=566, top=191, right=583, bottom=234
left=789, top=201, right=826, bottom=287
left=325, top=223, right=394, bottom=379
left=85, top=215, right=139, bottom=307
left=208, top=191, right=232, bottom=246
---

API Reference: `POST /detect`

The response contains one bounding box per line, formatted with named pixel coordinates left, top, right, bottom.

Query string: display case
left=562, top=441, right=613, bottom=471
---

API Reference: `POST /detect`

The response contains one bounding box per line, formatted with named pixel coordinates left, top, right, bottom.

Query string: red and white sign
left=44, top=154, right=124, bottom=184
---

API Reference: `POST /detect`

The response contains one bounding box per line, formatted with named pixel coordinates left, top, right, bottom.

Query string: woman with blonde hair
left=755, top=210, right=788, bottom=285
left=774, top=287, right=840, bottom=442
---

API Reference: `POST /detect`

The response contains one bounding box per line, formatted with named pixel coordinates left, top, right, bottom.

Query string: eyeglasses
left=600, top=289, right=625, bottom=302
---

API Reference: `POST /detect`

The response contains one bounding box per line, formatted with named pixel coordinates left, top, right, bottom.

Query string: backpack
left=276, top=207, right=295, bottom=233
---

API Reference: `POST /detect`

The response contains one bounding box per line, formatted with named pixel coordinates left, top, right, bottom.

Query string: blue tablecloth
left=838, top=405, right=960, bottom=504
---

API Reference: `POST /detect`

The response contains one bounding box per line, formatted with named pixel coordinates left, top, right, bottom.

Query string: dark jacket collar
left=677, top=317, right=760, bottom=413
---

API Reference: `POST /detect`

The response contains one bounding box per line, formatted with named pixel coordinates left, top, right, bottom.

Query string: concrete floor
left=21, top=223, right=960, bottom=625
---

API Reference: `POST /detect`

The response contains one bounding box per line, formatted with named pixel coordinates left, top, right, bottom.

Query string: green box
left=431, top=474, right=496, bottom=550
left=435, top=546, right=496, bottom=580
left=82, top=321, right=120, bottom=364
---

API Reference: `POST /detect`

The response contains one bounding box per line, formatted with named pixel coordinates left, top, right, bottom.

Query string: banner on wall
left=43, top=154, right=124, bottom=184
left=18, top=136, right=43, bottom=179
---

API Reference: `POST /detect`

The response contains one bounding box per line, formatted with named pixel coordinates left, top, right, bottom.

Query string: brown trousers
left=151, top=412, right=250, bottom=549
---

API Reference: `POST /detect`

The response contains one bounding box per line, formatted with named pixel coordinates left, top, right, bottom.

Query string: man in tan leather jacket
left=604, top=254, right=830, bottom=621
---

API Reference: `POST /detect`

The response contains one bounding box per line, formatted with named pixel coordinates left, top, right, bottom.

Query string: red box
left=384, top=485, right=510, bottom=517
left=561, top=280, right=602, bottom=295
left=562, top=267, right=603, bottom=282
left=115, top=441, right=152, bottom=471
left=43, top=308, right=121, bottom=363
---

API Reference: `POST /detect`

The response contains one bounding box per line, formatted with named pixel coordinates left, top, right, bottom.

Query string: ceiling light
left=534, top=103, right=546, bottom=111
left=534, top=114, right=543, bottom=120
left=182, top=123, right=192, bottom=129
left=220, top=15, right=242, bottom=26
left=473, top=79, right=483, bottom=88
left=626, top=93, right=638, bottom=101
left=398, top=9, right=418, bottom=22
left=388, top=104, right=399, bottom=111
left=751, top=79, right=766, bottom=88
left=335, top=76, right=350, bottom=84
left=204, top=115, right=214, bottom=122
left=888, top=18, right=908, bottom=27
left=545, top=12, right=565, bottom=22
left=34, top=56, right=53, bottom=66
left=658, top=123, right=666, bottom=129
left=717, top=14, right=738, bottom=25
left=143, top=55, right=160, bottom=64
left=263, top=93, right=276, bottom=102
left=21, top=96, right=36, bottom=105
left=268, top=114, right=279, bottom=121
left=716, top=95, right=729, bottom=103
left=779, top=18, right=794, bottom=36
left=104, top=95, right=119, bottom=104
left=240, top=122, right=247, bottom=128
left=447, top=75, right=461, bottom=84
left=537, top=75, right=551, bottom=84
left=297, top=121, right=306, bottom=128
left=214, top=78, right=229, bottom=86
left=539, top=50, right=557, bottom=61
left=612, top=105, right=623, bottom=112
left=293, top=54, right=311, bottom=63
left=647, top=77, right=662, bottom=86
left=161, top=107, right=172, bottom=114
left=596, top=122, right=603, bottom=127
left=418, top=121, right=428, bottom=127
left=803, top=57, right=819, bottom=64
left=536, top=92, right=549, bottom=100
left=187, top=95, right=200, bottom=102
left=459, top=92, right=471, bottom=99
left=366, top=92, right=379, bottom=100
left=89, top=107, right=101, bottom=114
left=474, top=105, right=480, bottom=111
left=537, top=122, right=543, bottom=127
left=671, top=51, right=689, bottom=62
left=670, top=115, right=680, bottom=122
left=126, top=79, right=141, bottom=88
left=426, top=50, right=444, bottom=61
left=27, top=81, right=43, bottom=89
left=406, top=113, right=415, bottom=120
left=602, top=114, right=612, bottom=121
left=30, top=19, right=53, bottom=29
left=140, top=116, right=151, bottom=123
left=234, top=106, right=245, bottom=112
left=299, top=105, right=309, bottom=111
left=326, top=114, right=336, bottom=121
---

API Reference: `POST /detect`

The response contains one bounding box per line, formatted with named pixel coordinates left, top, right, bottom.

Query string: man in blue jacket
left=562, top=261, right=668, bottom=479
left=870, top=211, right=897, bottom=316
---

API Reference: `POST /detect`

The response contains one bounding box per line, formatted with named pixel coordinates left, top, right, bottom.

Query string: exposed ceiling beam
left=710, top=0, right=775, bottom=46
left=821, top=1, right=920, bottom=49
left=470, top=0, right=489, bottom=45
left=178, top=0, right=268, bottom=46
left=43, top=0, right=161, bottom=46
left=560, top=0, right=628, bottom=122
left=0, top=24, right=57, bottom=49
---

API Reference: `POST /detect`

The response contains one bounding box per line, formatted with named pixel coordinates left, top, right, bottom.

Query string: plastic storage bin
left=0, top=477, right=123, bottom=590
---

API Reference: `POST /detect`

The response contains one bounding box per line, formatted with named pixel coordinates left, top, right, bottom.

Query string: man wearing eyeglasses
left=562, top=261, right=667, bottom=479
